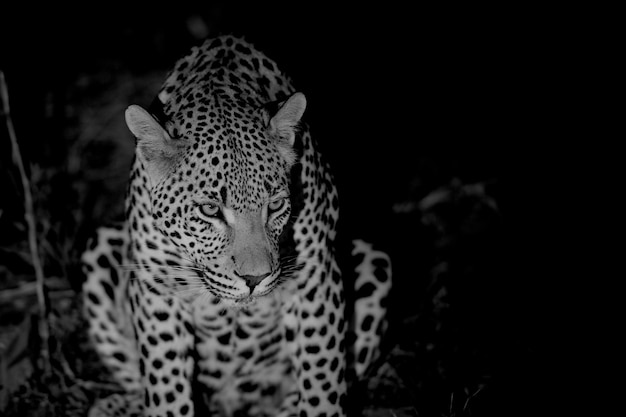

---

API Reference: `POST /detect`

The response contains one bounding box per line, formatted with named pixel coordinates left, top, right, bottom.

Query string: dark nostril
left=240, top=272, right=271, bottom=292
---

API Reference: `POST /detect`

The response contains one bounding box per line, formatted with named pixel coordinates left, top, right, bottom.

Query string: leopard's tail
left=81, top=224, right=142, bottom=395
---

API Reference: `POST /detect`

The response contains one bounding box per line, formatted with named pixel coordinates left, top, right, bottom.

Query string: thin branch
left=75, top=379, right=124, bottom=393
left=0, top=70, right=51, bottom=375
left=0, top=280, right=73, bottom=304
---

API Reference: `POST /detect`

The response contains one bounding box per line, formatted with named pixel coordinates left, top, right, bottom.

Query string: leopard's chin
left=236, top=296, right=256, bottom=306
left=219, top=295, right=258, bottom=309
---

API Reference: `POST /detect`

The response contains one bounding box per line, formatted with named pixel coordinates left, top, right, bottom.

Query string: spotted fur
left=82, top=35, right=391, bottom=417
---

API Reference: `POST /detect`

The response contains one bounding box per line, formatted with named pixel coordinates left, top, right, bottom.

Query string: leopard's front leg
left=129, top=278, right=195, bottom=417
left=284, top=261, right=348, bottom=417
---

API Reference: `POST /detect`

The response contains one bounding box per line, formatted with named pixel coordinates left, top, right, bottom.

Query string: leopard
left=81, top=35, right=392, bottom=417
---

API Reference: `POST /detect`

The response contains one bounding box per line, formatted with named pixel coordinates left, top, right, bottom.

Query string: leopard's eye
left=268, top=198, right=286, bottom=213
left=197, top=203, right=220, bottom=219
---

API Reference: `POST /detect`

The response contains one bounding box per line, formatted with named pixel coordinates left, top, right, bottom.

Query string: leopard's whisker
left=121, top=264, right=204, bottom=273
left=151, top=274, right=201, bottom=279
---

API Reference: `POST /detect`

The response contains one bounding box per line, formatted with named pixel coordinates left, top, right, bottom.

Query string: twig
left=462, top=385, right=484, bottom=413
left=449, top=392, right=455, bottom=417
left=0, top=70, right=51, bottom=375
left=0, top=279, right=73, bottom=304
left=75, top=379, right=124, bottom=393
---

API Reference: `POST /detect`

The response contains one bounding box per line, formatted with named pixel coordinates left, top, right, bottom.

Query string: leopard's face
left=146, top=95, right=297, bottom=304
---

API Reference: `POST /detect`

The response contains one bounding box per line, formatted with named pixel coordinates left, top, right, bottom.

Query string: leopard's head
left=126, top=91, right=306, bottom=305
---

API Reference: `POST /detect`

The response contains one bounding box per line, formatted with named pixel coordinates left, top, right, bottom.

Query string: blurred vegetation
left=0, top=3, right=554, bottom=417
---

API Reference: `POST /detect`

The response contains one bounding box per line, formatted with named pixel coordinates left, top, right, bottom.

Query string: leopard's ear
left=268, top=92, right=306, bottom=166
left=269, top=92, right=306, bottom=147
left=125, top=105, right=186, bottom=187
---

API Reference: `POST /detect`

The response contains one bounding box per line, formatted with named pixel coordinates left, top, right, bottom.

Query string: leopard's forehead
left=164, top=88, right=289, bottom=211
left=152, top=36, right=295, bottom=211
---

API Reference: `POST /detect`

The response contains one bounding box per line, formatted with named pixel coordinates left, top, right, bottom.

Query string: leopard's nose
left=240, top=272, right=271, bottom=293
